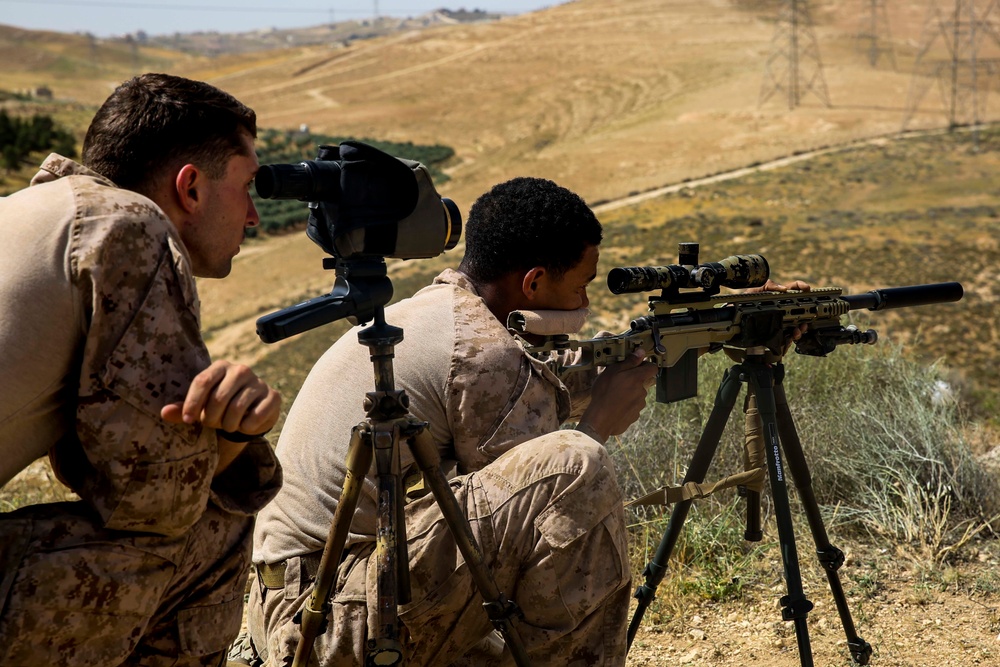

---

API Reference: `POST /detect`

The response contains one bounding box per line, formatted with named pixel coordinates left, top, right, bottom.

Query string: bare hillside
left=170, top=0, right=987, bottom=209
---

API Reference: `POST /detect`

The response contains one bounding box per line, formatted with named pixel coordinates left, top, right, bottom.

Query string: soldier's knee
left=514, top=428, right=611, bottom=471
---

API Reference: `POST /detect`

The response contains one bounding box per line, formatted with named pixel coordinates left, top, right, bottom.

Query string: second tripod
left=627, top=348, right=873, bottom=667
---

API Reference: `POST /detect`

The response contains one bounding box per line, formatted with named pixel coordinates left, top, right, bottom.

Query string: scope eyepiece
left=255, top=159, right=343, bottom=201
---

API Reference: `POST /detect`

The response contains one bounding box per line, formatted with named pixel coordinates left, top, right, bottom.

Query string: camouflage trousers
left=248, top=429, right=631, bottom=666
left=0, top=499, right=253, bottom=665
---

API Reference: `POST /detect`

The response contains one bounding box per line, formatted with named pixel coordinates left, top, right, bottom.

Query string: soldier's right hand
left=160, top=360, right=282, bottom=474
left=577, top=348, right=658, bottom=442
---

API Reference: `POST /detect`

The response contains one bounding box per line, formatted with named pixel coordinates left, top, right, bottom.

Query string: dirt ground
left=625, top=543, right=1000, bottom=667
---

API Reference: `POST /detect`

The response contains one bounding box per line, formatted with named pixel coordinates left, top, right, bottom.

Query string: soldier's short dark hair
left=82, top=73, right=257, bottom=195
left=460, top=177, right=603, bottom=284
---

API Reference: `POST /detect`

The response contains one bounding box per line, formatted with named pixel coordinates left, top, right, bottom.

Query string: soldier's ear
left=174, top=164, right=201, bottom=214
left=522, top=266, right=546, bottom=300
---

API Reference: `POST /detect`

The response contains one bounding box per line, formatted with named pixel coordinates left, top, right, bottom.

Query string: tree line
left=0, top=110, right=77, bottom=172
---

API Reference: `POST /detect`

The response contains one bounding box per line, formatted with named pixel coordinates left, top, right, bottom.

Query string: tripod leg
left=741, top=393, right=765, bottom=542
left=408, top=428, right=534, bottom=667
left=626, top=366, right=744, bottom=649
left=772, top=373, right=873, bottom=666
left=370, top=421, right=407, bottom=664
left=747, top=362, right=815, bottom=667
left=294, top=427, right=374, bottom=667
left=742, top=487, right=763, bottom=541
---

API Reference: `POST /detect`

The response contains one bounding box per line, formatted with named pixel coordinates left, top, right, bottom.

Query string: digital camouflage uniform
left=248, top=270, right=630, bottom=666
left=0, top=155, right=282, bottom=666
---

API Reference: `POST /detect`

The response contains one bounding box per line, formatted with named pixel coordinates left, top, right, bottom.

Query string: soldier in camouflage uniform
left=246, top=177, right=659, bottom=666
left=0, top=73, right=283, bottom=665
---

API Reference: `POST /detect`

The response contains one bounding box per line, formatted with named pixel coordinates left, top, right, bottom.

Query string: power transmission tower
left=856, top=0, right=897, bottom=69
left=759, top=0, right=832, bottom=109
left=903, top=0, right=1000, bottom=132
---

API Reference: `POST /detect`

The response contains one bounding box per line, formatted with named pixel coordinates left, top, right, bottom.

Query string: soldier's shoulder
left=73, top=177, right=166, bottom=225
left=71, top=182, right=175, bottom=272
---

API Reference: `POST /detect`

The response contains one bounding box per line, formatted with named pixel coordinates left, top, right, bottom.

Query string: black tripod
left=626, top=347, right=873, bottom=667
left=257, top=262, right=533, bottom=667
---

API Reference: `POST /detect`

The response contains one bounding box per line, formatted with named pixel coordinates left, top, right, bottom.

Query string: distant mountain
left=140, top=9, right=505, bottom=57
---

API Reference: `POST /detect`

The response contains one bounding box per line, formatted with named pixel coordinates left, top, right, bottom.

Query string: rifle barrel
left=842, top=282, right=963, bottom=312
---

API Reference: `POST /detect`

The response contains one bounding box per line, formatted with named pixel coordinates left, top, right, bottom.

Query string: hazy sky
left=0, top=0, right=566, bottom=38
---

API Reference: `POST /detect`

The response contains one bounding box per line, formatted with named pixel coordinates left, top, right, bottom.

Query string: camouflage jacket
left=253, top=268, right=595, bottom=563
left=0, top=154, right=281, bottom=537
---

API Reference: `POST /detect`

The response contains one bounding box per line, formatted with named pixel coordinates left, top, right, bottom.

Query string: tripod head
left=256, top=258, right=393, bottom=343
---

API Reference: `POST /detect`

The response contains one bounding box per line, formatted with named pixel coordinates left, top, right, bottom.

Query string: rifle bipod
left=626, top=348, right=873, bottom=667
left=292, top=308, right=533, bottom=667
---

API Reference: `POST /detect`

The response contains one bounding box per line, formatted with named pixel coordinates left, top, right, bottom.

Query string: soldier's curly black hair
left=82, top=73, right=256, bottom=196
left=459, top=176, right=603, bottom=284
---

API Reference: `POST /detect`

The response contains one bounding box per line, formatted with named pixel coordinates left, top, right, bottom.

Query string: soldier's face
left=186, top=130, right=260, bottom=278
left=532, top=244, right=599, bottom=311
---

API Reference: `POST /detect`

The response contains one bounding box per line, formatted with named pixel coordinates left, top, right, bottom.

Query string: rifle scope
left=608, top=244, right=769, bottom=295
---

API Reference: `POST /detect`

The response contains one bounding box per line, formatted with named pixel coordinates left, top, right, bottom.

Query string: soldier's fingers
left=759, top=279, right=811, bottom=293
left=218, top=383, right=260, bottom=432
left=180, top=360, right=231, bottom=424
left=236, top=388, right=281, bottom=435
left=218, top=381, right=275, bottom=433
left=160, top=403, right=185, bottom=424
left=628, top=359, right=659, bottom=381
left=212, top=365, right=263, bottom=425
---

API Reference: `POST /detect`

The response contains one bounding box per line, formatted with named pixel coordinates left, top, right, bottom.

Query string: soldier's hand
left=578, top=348, right=659, bottom=442
left=745, top=278, right=812, bottom=343
left=160, top=361, right=281, bottom=472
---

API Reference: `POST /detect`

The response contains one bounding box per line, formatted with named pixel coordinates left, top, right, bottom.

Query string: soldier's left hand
left=745, top=279, right=812, bottom=343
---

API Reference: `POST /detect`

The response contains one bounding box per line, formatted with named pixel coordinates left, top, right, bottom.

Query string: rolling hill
left=3, top=0, right=996, bottom=409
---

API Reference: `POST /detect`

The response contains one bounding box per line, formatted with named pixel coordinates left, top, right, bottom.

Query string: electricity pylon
left=903, top=0, right=1000, bottom=130
left=759, top=0, right=832, bottom=109
left=856, top=0, right=897, bottom=69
